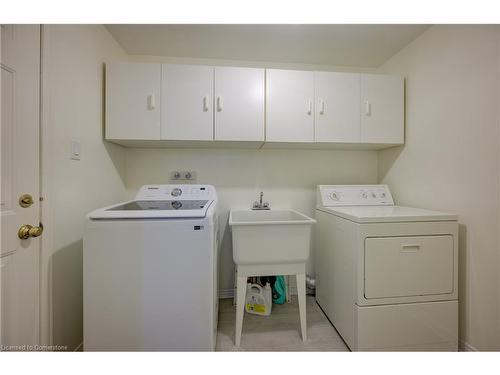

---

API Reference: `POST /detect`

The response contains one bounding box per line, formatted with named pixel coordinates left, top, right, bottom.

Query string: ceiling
left=106, top=24, right=430, bottom=68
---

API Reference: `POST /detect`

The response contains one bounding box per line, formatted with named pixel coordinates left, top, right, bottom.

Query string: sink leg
left=235, top=274, right=247, bottom=347
left=286, top=275, right=291, bottom=303
left=296, top=273, right=307, bottom=341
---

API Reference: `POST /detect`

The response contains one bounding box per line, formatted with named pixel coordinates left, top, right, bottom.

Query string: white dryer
left=315, top=185, right=458, bottom=351
left=83, top=184, right=219, bottom=351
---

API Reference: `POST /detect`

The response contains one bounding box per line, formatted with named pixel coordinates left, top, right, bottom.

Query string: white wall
left=377, top=25, right=500, bottom=351
left=125, top=148, right=378, bottom=295
left=126, top=54, right=376, bottom=73
left=41, top=25, right=127, bottom=350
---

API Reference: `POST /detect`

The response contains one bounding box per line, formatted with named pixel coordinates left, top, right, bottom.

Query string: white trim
left=0, top=23, right=3, bottom=347
left=218, top=288, right=235, bottom=299
left=459, top=339, right=478, bottom=352
left=35, top=23, right=43, bottom=348
left=39, top=24, right=54, bottom=347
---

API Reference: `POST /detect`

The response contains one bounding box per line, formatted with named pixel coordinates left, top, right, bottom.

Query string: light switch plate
left=170, top=170, right=197, bottom=182
left=71, top=140, right=81, bottom=160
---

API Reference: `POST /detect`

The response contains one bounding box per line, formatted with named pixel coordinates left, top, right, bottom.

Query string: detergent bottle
left=245, top=282, right=272, bottom=316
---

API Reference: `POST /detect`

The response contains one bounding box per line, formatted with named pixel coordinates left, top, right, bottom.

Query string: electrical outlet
left=170, top=170, right=197, bottom=182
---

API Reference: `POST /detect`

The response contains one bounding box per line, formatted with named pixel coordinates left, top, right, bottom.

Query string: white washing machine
left=83, top=184, right=219, bottom=351
left=315, top=185, right=458, bottom=351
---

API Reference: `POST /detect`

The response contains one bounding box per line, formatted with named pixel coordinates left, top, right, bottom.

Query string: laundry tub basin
left=229, top=209, right=316, bottom=265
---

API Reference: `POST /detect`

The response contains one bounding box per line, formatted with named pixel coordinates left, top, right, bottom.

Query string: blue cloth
left=272, top=276, right=287, bottom=304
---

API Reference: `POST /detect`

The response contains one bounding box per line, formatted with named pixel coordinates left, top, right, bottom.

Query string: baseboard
left=74, top=341, right=83, bottom=352
left=218, top=288, right=235, bottom=299
left=459, top=339, right=478, bottom=352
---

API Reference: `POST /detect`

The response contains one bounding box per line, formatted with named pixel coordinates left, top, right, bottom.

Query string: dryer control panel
left=317, top=185, right=394, bottom=207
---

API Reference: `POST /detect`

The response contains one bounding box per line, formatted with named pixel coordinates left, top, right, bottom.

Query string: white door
left=214, top=67, right=264, bottom=141
left=1, top=24, right=41, bottom=348
left=161, top=64, right=213, bottom=141
left=315, top=72, right=361, bottom=143
left=266, top=69, right=314, bottom=142
left=105, top=62, right=161, bottom=140
left=361, top=74, right=404, bottom=144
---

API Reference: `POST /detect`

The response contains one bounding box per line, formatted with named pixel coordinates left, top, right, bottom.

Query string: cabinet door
left=214, top=67, right=264, bottom=141
left=106, top=62, right=161, bottom=140
left=361, top=74, right=404, bottom=144
left=266, top=69, right=314, bottom=142
left=161, top=64, right=214, bottom=140
left=315, top=72, right=360, bottom=142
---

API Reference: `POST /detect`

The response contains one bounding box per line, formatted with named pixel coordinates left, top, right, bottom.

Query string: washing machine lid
left=88, top=199, right=213, bottom=219
left=317, top=205, right=457, bottom=223
left=88, top=184, right=217, bottom=219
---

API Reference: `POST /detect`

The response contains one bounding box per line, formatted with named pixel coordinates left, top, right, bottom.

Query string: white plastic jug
left=245, top=283, right=272, bottom=316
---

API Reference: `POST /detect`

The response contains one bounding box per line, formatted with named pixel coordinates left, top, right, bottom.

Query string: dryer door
left=364, top=235, right=454, bottom=299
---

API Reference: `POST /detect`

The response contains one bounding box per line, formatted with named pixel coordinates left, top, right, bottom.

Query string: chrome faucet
left=252, top=191, right=270, bottom=210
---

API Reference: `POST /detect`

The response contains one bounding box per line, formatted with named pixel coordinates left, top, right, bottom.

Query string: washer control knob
left=171, top=200, right=182, bottom=209
left=381, top=192, right=386, bottom=198
left=362, top=192, right=368, bottom=198
left=371, top=192, right=377, bottom=198
left=171, top=188, right=182, bottom=197
left=330, top=192, right=339, bottom=200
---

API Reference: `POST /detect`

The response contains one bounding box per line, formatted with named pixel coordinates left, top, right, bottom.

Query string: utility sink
left=229, top=209, right=316, bottom=265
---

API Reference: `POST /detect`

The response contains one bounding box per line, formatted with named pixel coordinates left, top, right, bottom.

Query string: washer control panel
left=136, top=184, right=216, bottom=201
left=317, top=185, right=394, bottom=207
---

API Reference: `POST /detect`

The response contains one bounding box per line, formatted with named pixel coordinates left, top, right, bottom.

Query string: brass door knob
left=18, top=223, right=43, bottom=239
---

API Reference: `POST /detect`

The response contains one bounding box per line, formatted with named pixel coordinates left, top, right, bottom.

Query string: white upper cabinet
left=161, top=64, right=214, bottom=141
left=214, top=67, right=265, bottom=141
left=106, top=62, right=161, bottom=140
left=361, top=74, right=404, bottom=144
left=266, top=69, right=314, bottom=142
left=105, top=62, right=404, bottom=149
left=315, top=72, right=361, bottom=143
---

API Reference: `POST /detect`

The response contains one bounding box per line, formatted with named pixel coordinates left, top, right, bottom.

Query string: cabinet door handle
left=203, top=96, right=209, bottom=112
left=319, top=99, right=325, bottom=115
left=216, top=96, right=223, bottom=112
left=147, top=94, right=156, bottom=110
left=307, top=99, right=312, bottom=115
left=364, top=100, right=371, bottom=116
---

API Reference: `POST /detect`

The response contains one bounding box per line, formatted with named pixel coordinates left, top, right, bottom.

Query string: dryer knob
left=171, top=188, right=182, bottom=197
